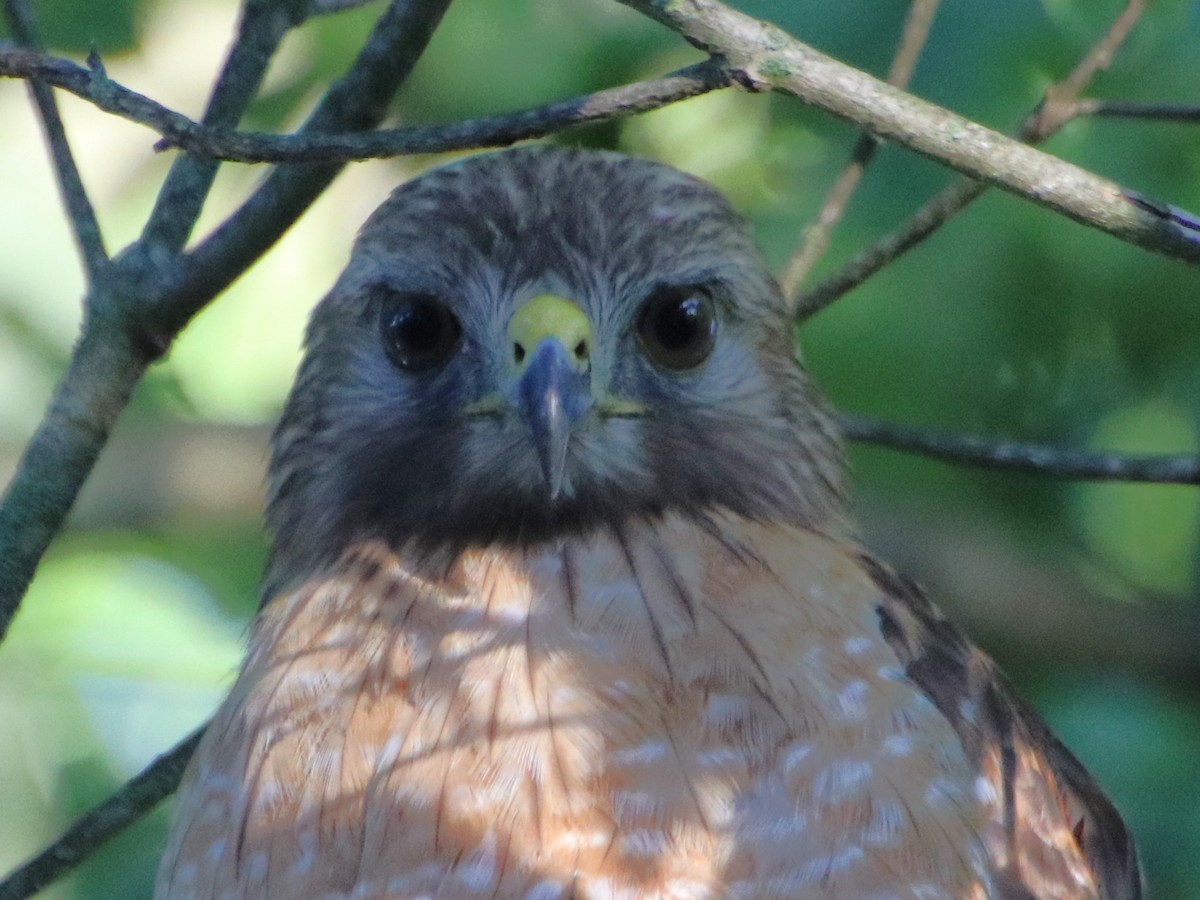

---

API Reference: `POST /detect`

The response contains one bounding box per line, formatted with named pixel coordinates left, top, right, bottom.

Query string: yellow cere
left=507, top=294, right=593, bottom=374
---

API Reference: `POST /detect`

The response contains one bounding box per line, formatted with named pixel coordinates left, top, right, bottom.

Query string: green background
left=1, top=0, right=1198, bottom=895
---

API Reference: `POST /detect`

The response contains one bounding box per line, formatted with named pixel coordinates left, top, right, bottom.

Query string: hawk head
left=265, top=146, right=843, bottom=594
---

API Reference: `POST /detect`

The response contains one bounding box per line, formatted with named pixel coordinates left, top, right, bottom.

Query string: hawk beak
left=508, top=294, right=594, bottom=499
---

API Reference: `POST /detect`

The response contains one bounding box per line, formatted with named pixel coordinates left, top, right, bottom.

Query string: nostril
left=514, top=343, right=526, bottom=364
left=574, top=340, right=588, bottom=361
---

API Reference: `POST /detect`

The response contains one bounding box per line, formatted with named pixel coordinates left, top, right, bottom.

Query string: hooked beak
left=507, top=294, right=594, bottom=499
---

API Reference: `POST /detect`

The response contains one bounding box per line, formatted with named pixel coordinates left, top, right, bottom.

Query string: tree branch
left=795, top=178, right=988, bottom=319
left=616, top=0, right=1200, bottom=267
left=779, top=0, right=941, bottom=303
left=839, top=411, right=1200, bottom=484
left=1027, top=0, right=1148, bottom=139
left=149, top=0, right=447, bottom=337
left=0, top=48, right=730, bottom=164
left=794, top=0, right=1149, bottom=319
left=2, top=0, right=108, bottom=282
left=0, top=0, right=452, bottom=642
left=0, top=727, right=205, bottom=900
left=1074, top=99, right=1200, bottom=123
left=157, top=58, right=730, bottom=162
left=0, top=320, right=149, bottom=640
left=0, top=46, right=206, bottom=140
left=140, top=0, right=312, bottom=251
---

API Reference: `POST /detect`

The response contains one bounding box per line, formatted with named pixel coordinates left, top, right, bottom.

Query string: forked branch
left=794, top=0, right=1150, bottom=319
left=616, top=0, right=1198, bottom=270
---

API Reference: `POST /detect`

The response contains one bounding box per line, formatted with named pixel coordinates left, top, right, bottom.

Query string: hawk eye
left=378, top=289, right=462, bottom=372
left=636, top=285, right=717, bottom=370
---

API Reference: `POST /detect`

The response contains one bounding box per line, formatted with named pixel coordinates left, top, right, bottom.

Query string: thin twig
left=796, top=177, right=988, bottom=319
left=839, top=411, right=1200, bottom=484
left=1028, top=0, right=1148, bottom=139
left=794, top=0, right=1149, bottom=319
left=0, top=47, right=202, bottom=140
left=886, top=0, right=939, bottom=88
left=0, top=727, right=206, bottom=900
left=2, top=0, right=107, bottom=282
left=155, top=58, right=730, bottom=162
left=780, top=0, right=941, bottom=304
left=141, top=0, right=312, bottom=251
left=150, top=0, right=451, bottom=336
left=1066, top=1, right=1147, bottom=89
left=1074, top=99, right=1200, bottom=123
left=0, top=48, right=730, bottom=164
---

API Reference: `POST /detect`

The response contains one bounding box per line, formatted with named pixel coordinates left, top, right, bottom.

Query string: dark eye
left=636, top=285, right=717, bottom=370
left=378, top=289, right=462, bottom=372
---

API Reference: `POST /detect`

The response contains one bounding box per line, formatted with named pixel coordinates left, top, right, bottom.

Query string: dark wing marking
left=860, top=553, right=1142, bottom=900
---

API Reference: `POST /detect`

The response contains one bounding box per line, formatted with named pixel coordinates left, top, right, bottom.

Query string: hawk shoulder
left=863, top=553, right=1141, bottom=900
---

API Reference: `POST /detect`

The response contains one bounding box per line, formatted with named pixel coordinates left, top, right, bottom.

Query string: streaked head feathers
left=266, top=147, right=843, bottom=592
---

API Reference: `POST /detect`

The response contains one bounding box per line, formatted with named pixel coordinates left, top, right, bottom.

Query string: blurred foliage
left=2, top=0, right=1199, bottom=896
left=0, top=0, right=148, bottom=53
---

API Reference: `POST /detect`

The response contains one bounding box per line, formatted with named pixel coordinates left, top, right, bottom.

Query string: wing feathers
left=863, top=551, right=1141, bottom=900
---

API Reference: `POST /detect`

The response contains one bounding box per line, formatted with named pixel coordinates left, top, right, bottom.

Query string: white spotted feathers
left=157, top=513, right=998, bottom=898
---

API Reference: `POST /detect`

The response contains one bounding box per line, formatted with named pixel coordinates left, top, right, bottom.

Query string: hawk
left=156, top=146, right=1140, bottom=899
